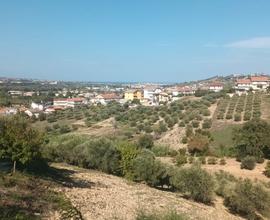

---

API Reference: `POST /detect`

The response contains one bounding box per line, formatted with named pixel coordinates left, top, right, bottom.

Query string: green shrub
left=53, top=123, right=60, bottom=130
left=116, top=141, right=138, bottom=179
left=219, top=158, right=226, bottom=165
left=192, top=120, right=199, bottom=128
left=241, top=156, right=256, bottom=170
left=175, top=154, right=187, bottom=166
left=264, top=161, right=270, bottom=178
left=178, top=121, right=185, bottom=127
left=152, top=145, right=176, bottom=157
left=181, top=136, right=188, bottom=144
left=214, top=170, right=236, bottom=198
left=178, top=148, right=187, bottom=155
left=198, top=156, right=206, bottom=164
left=170, top=165, right=215, bottom=204
left=136, top=210, right=187, bottom=220
left=202, top=119, right=212, bottom=129
left=225, top=113, right=232, bottom=120
left=207, top=157, right=217, bottom=165
left=131, top=150, right=170, bottom=187
left=224, top=179, right=270, bottom=219
left=60, top=125, right=71, bottom=134
left=138, top=134, right=154, bottom=149
left=234, top=113, right=241, bottom=122
left=188, top=157, right=194, bottom=164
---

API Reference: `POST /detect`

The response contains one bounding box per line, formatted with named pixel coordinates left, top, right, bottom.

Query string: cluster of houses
left=235, top=76, right=270, bottom=94
left=2, top=74, right=270, bottom=118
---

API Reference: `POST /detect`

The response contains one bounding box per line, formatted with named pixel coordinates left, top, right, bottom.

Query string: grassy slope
left=0, top=167, right=82, bottom=220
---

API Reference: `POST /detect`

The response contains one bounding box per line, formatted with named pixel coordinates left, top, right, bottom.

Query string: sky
left=0, top=0, right=270, bottom=82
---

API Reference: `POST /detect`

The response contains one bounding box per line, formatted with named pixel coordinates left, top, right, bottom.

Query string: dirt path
left=52, top=163, right=242, bottom=220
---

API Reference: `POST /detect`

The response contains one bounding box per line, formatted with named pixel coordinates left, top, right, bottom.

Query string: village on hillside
left=0, top=74, right=269, bottom=118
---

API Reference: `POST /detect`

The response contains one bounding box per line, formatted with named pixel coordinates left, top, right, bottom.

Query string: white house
left=31, top=102, right=44, bottom=111
left=250, top=76, right=270, bottom=90
left=53, top=98, right=85, bottom=108
left=209, top=82, right=223, bottom=92
left=235, top=76, right=270, bottom=92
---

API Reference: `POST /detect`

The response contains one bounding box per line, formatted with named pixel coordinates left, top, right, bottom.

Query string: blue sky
left=0, top=0, right=270, bottom=82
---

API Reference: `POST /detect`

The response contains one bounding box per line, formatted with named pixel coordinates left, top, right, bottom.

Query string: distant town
left=0, top=73, right=269, bottom=118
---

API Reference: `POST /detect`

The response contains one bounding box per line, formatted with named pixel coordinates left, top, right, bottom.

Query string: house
left=8, top=91, right=23, bottom=96
left=235, top=76, right=270, bottom=92
left=23, top=91, right=35, bottom=97
left=178, top=86, right=196, bottom=95
left=209, top=82, right=224, bottom=92
left=153, top=92, right=171, bottom=104
left=124, top=90, right=143, bottom=101
left=94, top=93, right=122, bottom=105
left=235, top=79, right=252, bottom=91
left=250, top=76, right=270, bottom=90
left=53, top=98, right=85, bottom=108
left=31, top=102, right=44, bottom=111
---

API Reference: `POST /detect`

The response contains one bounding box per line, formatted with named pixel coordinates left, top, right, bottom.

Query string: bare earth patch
left=52, top=163, right=242, bottom=220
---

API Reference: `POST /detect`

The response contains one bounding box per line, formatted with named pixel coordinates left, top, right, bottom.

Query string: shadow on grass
left=31, top=164, right=94, bottom=189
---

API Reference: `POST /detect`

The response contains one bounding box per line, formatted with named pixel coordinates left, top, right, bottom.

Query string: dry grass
left=52, top=163, right=243, bottom=220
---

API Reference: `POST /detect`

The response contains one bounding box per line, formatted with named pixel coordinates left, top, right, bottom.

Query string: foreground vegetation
left=2, top=91, right=270, bottom=219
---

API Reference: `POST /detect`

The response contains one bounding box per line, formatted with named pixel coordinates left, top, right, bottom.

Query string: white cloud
left=224, top=37, right=270, bottom=48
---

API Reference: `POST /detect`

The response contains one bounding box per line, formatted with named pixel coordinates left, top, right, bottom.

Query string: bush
left=152, top=145, right=176, bottom=157
left=116, top=141, right=139, bottom=179
left=215, top=170, right=236, bottom=198
left=181, top=136, right=188, bottom=144
left=60, top=125, right=71, bottom=134
left=198, top=156, right=206, bottom=164
left=202, top=119, right=212, bottom=129
left=136, top=210, right=187, bottom=220
left=178, top=121, right=185, bottom=127
left=170, top=165, right=215, bottom=204
left=138, top=134, right=154, bottom=149
left=175, top=154, right=187, bottom=166
left=219, top=158, right=226, bottom=165
left=188, top=157, right=194, bottom=164
left=207, top=157, right=217, bottom=165
left=234, top=113, right=241, bottom=122
left=224, top=179, right=270, bottom=219
left=264, top=161, right=270, bottom=178
left=192, top=120, right=199, bottom=128
left=241, top=156, right=256, bottom=170
left=131, top=150, right=170, bottom=187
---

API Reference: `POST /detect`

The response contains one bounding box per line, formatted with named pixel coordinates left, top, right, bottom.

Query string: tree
left=138, top=134, right=154, bottom=149
left=224, top=179, right=270, bottom=219
left=170, top=165, right=214, bottom=204
left=0, top=115, right=44, bottom=173
left=233, top=119, right=270, bottom=160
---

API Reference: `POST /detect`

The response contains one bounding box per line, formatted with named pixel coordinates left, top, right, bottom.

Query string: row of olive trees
left=43, top=134, right=215, bottom=204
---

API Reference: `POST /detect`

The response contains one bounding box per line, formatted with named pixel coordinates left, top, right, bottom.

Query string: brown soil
left=52, top=163, right=243, bottom=220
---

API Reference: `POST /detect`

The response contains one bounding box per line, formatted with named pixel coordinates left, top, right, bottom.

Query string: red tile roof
left=236, top=79, right=251, bottom=84
left=101, top=93, right=121, bottom=100
left=250, top=76, right=269, bottom=82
